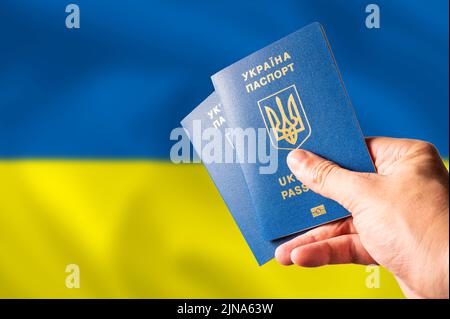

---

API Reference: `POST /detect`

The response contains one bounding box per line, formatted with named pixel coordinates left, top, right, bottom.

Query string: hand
left=275, top=137, right=449, bottom=299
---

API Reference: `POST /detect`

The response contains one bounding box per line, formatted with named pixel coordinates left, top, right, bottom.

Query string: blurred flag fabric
left=0, top=0, right=448, bottom=298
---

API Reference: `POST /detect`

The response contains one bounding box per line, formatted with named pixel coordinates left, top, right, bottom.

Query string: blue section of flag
left=0, top=0, right=448, bottom=158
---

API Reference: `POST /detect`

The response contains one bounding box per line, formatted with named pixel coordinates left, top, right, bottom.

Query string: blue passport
left=180, top=92, right=292, bottom=265
left=212, top=22, right=375, bottom=240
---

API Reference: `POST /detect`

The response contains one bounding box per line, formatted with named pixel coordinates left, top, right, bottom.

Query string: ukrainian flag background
left=0, top=0, right=448, bottom=298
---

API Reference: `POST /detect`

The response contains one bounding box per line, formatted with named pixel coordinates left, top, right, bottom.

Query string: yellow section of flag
left=3, top=160, right=444, bottom=298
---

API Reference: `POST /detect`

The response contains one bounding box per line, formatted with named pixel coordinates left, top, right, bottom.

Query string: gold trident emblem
left=264, top=93, right=305, bottom=145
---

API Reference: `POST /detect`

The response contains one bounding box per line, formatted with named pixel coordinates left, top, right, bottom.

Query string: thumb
left=287, top=149, right=376, bottom=211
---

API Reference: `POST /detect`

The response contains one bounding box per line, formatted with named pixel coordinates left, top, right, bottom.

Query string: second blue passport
left=212, top=22, right=375, bottom=240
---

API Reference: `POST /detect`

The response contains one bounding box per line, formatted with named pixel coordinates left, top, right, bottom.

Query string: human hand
left=275, top=137, right=449, bottom=299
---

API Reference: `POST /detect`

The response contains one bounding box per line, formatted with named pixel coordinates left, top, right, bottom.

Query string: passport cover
left=180, top=92, right=291, bottom=265
left=212, top=22, right=375, bottom=240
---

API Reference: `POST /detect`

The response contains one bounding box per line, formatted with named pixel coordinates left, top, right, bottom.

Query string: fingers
left=365, top=137, right=430, bottom=174
left=290, top=234, right=375, bottom=267
left=275, top=218, right=356, bottom=265
left=287, top=149, right=376, bottom=210
left=365, top=137, right=421, bottom=158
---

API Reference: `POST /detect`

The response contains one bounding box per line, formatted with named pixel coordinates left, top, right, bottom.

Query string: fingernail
left=287, top=149, right=308, bottom=170
left=274, top=245, right=283, bottom=261
left=275, top=245, right=292, bottom=266
left=290, top=247, right=302, bottom=266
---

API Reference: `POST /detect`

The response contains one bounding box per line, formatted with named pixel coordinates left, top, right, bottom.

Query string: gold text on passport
left=242, top=52, right=294, bottom=93
left=277, top=173, right=310, bottom=200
